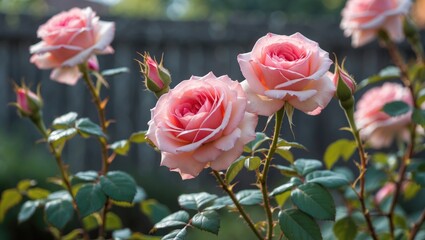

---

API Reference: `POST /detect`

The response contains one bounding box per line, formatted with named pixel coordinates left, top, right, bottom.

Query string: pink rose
left=238, top=32, right=335, bottom=116
left=14, top=85, right=43, bottom=117
left=341, top=0, right=412, bottom=47
left=147, top=72, right=258, bottom=179
left=375, top=182, right=396, bottom=204
left=30, top=7, right=115, bottom=85
left=355, top=83, right=413, bottom=149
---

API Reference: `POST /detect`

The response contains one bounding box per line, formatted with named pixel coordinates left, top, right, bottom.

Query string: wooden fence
left=0, top=13, right=406, bottom=181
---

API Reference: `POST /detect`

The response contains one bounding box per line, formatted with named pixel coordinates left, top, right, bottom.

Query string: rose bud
left=87, top=56, right=100, bottom=72
left=14, top=84, right=43, bottom=118
left=138, top=53, right=171, bottom=98
left=332, top=59, right=356, bottom=102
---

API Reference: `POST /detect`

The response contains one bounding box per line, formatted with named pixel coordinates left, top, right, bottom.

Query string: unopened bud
left=87, top=56, right=99, bottom=72
left=138, top=53, right=171, bottom=98
left=14, top=84, right=43, bottom=118
left=332, top=58, right=356, bottom=102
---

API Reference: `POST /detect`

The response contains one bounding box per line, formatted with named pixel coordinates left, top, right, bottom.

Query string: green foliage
left=75, top=118, right=106, bottom=138
left=0, top=188, right=22, bottom=222
left=75, top=183, right=107, bottom=217
left=225, top=156, right=246, bottom=184
left=382, top=101, right=411, bottom=117
left=154, top=211, right=190, bottom=230
left=293, top=159, right=323, bottom=176
left=333, top=217, right=357, bottom=240
left=270, top=182, right=297, bottom=197
left=235, top=190, right=262, bottom=205
left=100, top=171, right=137, bottom=202
left=244, top=156, right=261, bottom=171
left=18, top=200, right=39, bottom=223
left=101, top=67, right=130, bottom=77
left=27, top=187, right=50, bottom=200
left=44, top=199, right=74, bottom=229
left=305, top=170, right=349, bottom=188
left=141, top=199, right=171, bottom=224
left=162, top=227, right=188, bottom=240
left=191, top=210, right=220, bottom=234
left=324, top=139, right=357, bottom=169
left=357, top=66, right=400, bottom=89
left=279, top=209, right=322, bottom=240
left=52, top=112, right=78, bottom=129
left=291, top=183, right=335, bottom=220
left=109, top=140, right=131, bottom=156
left=105, top=212, right=123, bottom=231
left=178, top=192, right=217, bottom=211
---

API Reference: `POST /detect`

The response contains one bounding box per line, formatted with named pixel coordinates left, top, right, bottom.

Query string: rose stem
left=261, top=107, right=284, bottom=240
left=79, top=63, right=111, bottom=239
left=212, top=170, right=263, bottom=240
left=381, top=31, right=418, bottom=240
left=341, top=102, right=379, bottom=240
left=33, top=117, right=90, bottom=240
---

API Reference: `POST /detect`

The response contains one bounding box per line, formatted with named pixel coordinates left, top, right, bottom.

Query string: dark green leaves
left=101, top=67, right=129, bottom=77
left=270, top=182, right=297, bottom=197
left=154, top=211, right=190, bottom=229
left=75, top=118, right=106, bottom=138
left=333, top=217, right=357, bottom=240
left=305, top=171, right=349, bottom=188
left=178, top=192, right=217, bottom=211
left=45, top=199, right=74, bottom=229
left=191, top=210, right=220, bottom=234
left=226, top=157, right=246, bottom=184
left=294, top=159, right=322, bottom=176
left=52, top=112, right=78, bottom=129
left=18, top=200, right=39, bottom=223
left=358, top=66, right=400, bottom=89
left=279, top=209, right=322, bottom=240
left=162, top=227, right=188, bottom=240
left=382, top=101, right=411, bottom=117
left=236, top=190, right=262, bottom=205
left=291, top=183, right=335, bottom=220
left=100, top=171, right=137, bottom=202
left=76, top=183, right=106, bottom=217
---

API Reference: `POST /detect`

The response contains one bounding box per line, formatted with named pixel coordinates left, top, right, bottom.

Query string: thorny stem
left=79, top=63, right=111, bottom=239
left=32, top=117, right=90, bottom=240
left=212, top=170, right=263, bottom=240
left=261, top=107, right=284, bottom=240
left=410, top=203, right=425, bottom=240
left=382, top=33, right=418, bottom=240
left=343, top=106, right=379, bottom=240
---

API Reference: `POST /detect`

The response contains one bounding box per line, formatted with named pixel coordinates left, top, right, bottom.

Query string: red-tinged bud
left=138, top=52, right=171, bottom=98
left=14, top=84, right=43, bottom=118
left=333, top=61, right=356, bottom=99
left=87, top=56, right=99, bottom=71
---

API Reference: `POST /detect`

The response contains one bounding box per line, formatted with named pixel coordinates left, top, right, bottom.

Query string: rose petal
left=241, top=80, right=284, bottom=116
left=50, top=66, right=81, bottom=85
left=161, top=152, right=206, bottom=179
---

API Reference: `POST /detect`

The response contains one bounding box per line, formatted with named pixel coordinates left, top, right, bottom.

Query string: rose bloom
left=355, top=83, right=413, bottom=149
left=238, top=32, right=335, bottom=116
left=147, top=72, right=258, bottom=179
left=30, top=7, right=115, bottom=85
left=341, top=0, right=412, bottom=47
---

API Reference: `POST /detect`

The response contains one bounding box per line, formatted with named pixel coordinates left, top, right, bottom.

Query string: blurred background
left=0, top=0, right=424, bottom=239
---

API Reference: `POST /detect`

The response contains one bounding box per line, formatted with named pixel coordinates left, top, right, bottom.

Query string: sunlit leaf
left=291, top=183, right=335, bottom=220
left=279, top=208, right=322, bottom=240
left=178, top=192, right=217, bottom=211
left=191, top=210, right=220, bottom=235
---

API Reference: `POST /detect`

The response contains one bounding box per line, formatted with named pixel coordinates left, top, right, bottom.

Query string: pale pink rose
left=147, top=72, right=258, bottom=179
left=341, top=0, right=412, bottom=47
left=355, top=83, right=413, bottom=149
left=238, top=32, right=335, bottom=116
left=30, top=7, right=115, bottom=85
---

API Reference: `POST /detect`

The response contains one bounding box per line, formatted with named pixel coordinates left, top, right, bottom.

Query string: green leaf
left=105, top=212, right=123, bottom=231
left=154, top=211, right=190, bottom=230
left=75, top=118, right=106, bottom=138
left=47, top=128, right=77, bottom=145
left=270, top=182, right=296, bottom=197
left=47, top=190, right=72, bottom=201
left=18, top=200, right=39, bottom=223
left=305, top=170, right=349, bottom=188
left=358, top=66, right=400, bottom=90
left=61, top=229, right=81, bottom=240
left=293, top=159, right=323, bottom=176
left=140, top=199, right=171, bottom=224
left=277, top=139, right=307, bottom=150
left=129, top=131, right=147, bottom=143
left=162, top=227, right=188, bottom=240
left=191, top=210, right=220, bottom=235
left=275, top=191, right=291, bottom=207
left=245, top=132, right=270, bottom=152
left=333, top=217, right=357, bottom=240
left=279, top=208, right=322, bottom=240
left=382, top=101, right=411, bottom=117
left=291, top=183, right=335, bottom=220
left=83, top=214, right=99, bottom=231
left=403, top=182, right=421, bottom=200
left=27, top=188, right=50, bottom=200
left=178, top=192, right=217, bottom=211
left=74, top=171, right=99, bottom=181
left=75, top=183, right=107, bottom=217
left=412, top=109, right=425, bottom=127
left=324, top=139, right=357, bottom=169
left=112, top=228, right=131, bottom=239
left=109, top=140, right=131, bottom=156
left=236, top=190, right=262, bottom=205
left=52, top=112, right=78, bottom=129
left=204, top=196, right=233, bottom=210
left=244, top=156, right=261, bottom=171
left=101, top=67, right=129, bottom=76
left=274, top=165, right=298, bottom=177
left=100, top=171, right=137, bottom=202
left=17, top=179, right=36, bottom=192
left=45, top=199, right=74, bottom=229
left=62, top=229, right=82, bottom=240
left=225, top=156, right=246, bottom=184
left=0, top=189, right=22, bottom=222
left=276, top=147, right=294, bottom=163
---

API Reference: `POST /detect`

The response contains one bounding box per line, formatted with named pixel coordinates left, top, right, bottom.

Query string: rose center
left=266, top=43, right=306, bottom=62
